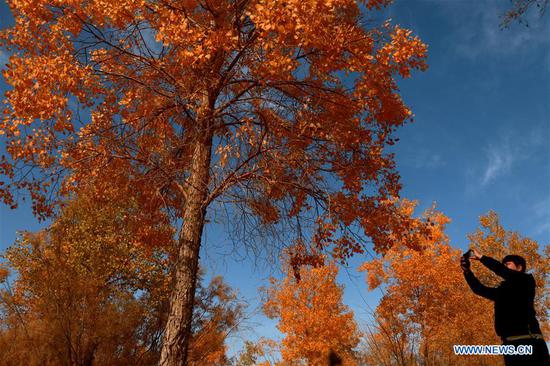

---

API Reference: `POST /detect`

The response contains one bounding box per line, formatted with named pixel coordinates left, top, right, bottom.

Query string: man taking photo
left=461, top=249, right=549, bottom=365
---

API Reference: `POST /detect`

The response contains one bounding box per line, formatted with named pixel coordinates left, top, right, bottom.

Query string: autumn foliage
left=0, top=0, right=547, bottom=363
left=360, top=209, right=549, bottom=366
left=187, top=275, right=245, bottom=366
left=0, top=193, right=244, bottom=366
left=0, top=192, right=172, bottom=365
left=0, top=0, right=430, bottom=362
left=262, top=260, right=360, bottom=365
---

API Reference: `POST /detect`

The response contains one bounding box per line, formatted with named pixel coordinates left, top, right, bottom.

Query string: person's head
left=501, top=255, right=526, bottom=272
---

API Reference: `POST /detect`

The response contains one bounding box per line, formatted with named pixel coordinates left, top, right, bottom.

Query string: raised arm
left=479, top=255, right=524, bottom=280
left=463, top=269, right=498, bottom=300
left=469, top=249, right=525, bottom=280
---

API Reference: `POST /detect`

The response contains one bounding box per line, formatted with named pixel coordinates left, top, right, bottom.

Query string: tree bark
left=159, top=131, right=213, bottom=366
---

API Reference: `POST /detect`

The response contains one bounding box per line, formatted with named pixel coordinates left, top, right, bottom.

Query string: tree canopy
left=0, top=0, right=429, bottom=362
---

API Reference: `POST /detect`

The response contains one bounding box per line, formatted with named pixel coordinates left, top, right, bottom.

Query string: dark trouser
left=502, top=338, right=549, bottom=366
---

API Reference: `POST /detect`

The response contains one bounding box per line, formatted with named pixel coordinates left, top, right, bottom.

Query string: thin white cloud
left=480, top=144, right=515, bottom=186
left=409, top=152, right=445, bottom=169
left=533, top=222, right=550, bottom=237
left=531, top=197, right=550, bottom=239
left=478, top=126, right=546, bottom=188
left=533, top=196, right=550, bottom=218
left=423, top=153, right=445, bottom=168
left=441, top=1, right=550, bottom=60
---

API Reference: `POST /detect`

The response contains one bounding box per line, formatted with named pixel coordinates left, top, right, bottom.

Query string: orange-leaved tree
left=0, top=190, right=173, bottom=365
left=263, top=260, right=360, bottom=365
left=187, top=274, right=245, bottom=366
left=0, top=191, right=245, bottom=366
left=360, top=206, right=501, bottom=366
left=234, top=338, right=281, bottom=366
left=0, top=0, right=427, bottom=363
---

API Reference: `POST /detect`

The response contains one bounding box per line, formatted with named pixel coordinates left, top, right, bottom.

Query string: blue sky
left=0, top=0, right=549, bottom=356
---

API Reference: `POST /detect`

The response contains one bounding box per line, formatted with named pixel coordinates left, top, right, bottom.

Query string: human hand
left=470, top=248, right=482, bottom=260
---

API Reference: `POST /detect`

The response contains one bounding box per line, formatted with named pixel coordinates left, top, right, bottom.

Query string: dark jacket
left=464, top=255, right=542, bottom=338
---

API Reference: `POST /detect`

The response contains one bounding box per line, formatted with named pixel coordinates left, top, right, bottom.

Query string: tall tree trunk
left=159, top=131, right=213, bottom=366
